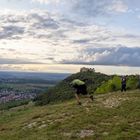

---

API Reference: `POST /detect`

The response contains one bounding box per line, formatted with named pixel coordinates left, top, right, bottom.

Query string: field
left=0, top=90, right=139, bottom=140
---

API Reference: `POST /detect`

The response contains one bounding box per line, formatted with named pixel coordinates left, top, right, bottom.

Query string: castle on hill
left=80, top=67, right=95, bottom=72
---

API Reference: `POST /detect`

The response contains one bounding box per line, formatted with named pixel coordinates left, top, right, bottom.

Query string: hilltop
left=35, top=70, right=111, bottom=105
left=0, top=90, right=140, bottom=140
left=35, top=69, right=139, bottom=105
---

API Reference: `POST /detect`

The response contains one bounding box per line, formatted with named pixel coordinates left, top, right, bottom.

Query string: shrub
left=95, top=76, right=121, bottom=94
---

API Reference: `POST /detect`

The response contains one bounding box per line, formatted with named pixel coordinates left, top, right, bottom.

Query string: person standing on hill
left=121, top=76, right=127, bottom=92
left=71, top=79, right=94, bottom=105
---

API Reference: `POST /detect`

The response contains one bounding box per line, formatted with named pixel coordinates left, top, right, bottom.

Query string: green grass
left=0, top=90, right=140, bottom=140
left=0, top=100, right=30, bottom=110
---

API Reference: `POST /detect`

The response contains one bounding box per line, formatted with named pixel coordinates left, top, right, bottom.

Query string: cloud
left=0, top=9, right=140, bottom=67
left=0, top=58, right=41, bottom=64
left=32, top=0, right=60, bottom=4
left=72, top=39, right=91, bottom=44
left=32, top=0, right=128, bottom=17
left=107, top=0, right=128, bottom=13
left=0, top=25, right=24, bottom=39
left=119, top=34, right=140, bottom=39
left=29, top=13, right=59, bottom=29
left=66, top=0, right=128, bottom=18
left=0, top=10, right=60, bottom=40
left=60, top=46, right=140, bottom=66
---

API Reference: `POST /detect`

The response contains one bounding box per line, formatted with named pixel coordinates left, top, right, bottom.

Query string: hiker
left=71, top=79, right=93, bottom=105
left=121, top=76, right=127, bottom=92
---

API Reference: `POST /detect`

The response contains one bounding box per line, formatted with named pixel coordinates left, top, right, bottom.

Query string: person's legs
left=89, top=94, right=94, bottom=101
left=122, top=84, right=127, bottom=92
left=121, top=84, right=123, bottom=92
left=74, top=85, right=94, bottom=105
left=81, top=85, right=94, bottom=102
left=75, top=93, right=81, bottom=105
left=122, top=84, right=126, bottom=92
left=80, top=94, right=93, bottom=101
left=124, top=84, right=126, bottom=92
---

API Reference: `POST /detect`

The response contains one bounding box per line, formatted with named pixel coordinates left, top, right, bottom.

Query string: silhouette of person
left=71, top=79, right=93, bottom=105
left=121, top=76, right=126, bottom=92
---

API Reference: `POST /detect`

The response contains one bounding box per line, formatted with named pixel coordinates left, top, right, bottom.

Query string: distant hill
left=0, top=71, right=70, bottom=81
left=35, top=71, right=111, bottom=105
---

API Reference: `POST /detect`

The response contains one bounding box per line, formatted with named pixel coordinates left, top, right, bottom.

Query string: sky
left=0, top=0, right=140, bottom=74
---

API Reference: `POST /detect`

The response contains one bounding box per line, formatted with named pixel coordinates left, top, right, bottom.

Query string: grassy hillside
left=0, top=90, right=140, bottom=140
left=35, top=71, right=111, bottom=105
left=35, top=71, right=140, bottom=105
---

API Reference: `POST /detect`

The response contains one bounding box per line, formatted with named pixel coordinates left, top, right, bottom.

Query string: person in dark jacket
left=71, top=79, right=93, bottom=105
left=121, top=76, right=127, bottom=92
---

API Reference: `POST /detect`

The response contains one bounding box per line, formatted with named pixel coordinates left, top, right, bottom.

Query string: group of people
left=71, top=76, right=127, bottom=105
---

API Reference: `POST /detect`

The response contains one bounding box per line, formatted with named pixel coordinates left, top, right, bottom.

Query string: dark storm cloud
left=61, top=46, right=140, bottom=66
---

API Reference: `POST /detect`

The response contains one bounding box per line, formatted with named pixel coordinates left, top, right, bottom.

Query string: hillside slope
left=0, top=90, right=140, bottom=140
left=35, top=71, right=111, bottom=105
